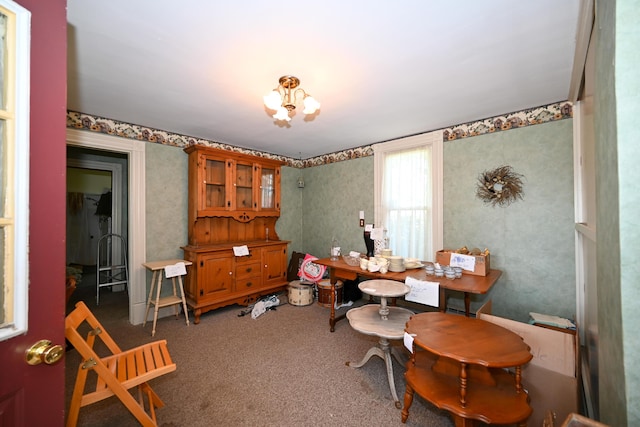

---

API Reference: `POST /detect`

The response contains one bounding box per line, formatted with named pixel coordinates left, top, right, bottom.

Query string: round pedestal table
left=346, top=279, right=413, bottom=408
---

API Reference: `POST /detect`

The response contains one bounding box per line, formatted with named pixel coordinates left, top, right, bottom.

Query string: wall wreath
left=476, top=165, right=524, bottom=207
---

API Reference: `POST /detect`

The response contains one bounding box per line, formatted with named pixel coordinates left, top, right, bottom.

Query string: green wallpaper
left=276, top=167, right=304, bottom=255
left=444, top=120, right=575, bottom=321
left=617, top=0, right=640, bottom=423
left=145, top=143, right=189, bottom=261
left=291, top=121, right=575, bottom=323
left=595, top=0, right=625, bottom=423
left=296, top=157, right=375, bottom=259
left=595, top=0, right=640, bottom=424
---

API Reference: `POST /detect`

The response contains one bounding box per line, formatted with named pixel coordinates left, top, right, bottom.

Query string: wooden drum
left=287, top=280, right=314, bottom=306
left=316, top=279, right=343, bottom=308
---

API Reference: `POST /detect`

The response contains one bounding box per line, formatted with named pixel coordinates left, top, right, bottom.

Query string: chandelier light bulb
left=303, top=96, right=320, bottom=115
left=273, top=106, right=291, bottom=122
left=263, top=75, right=320, bottom=122
left=263, top=91, right=282, bottom=110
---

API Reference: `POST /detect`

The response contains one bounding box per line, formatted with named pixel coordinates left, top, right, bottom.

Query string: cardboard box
left=476, top=301, right=579, bottom=427
left=435, top=249, right=490, bottom=276
left=561, top=413, right=609, bottom=427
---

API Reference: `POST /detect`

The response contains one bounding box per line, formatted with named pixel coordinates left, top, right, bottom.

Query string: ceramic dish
left=404, top=262, right=424, bottom=270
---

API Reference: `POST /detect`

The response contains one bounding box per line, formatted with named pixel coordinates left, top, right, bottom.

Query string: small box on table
left=435, top=249, right=490, bottom=276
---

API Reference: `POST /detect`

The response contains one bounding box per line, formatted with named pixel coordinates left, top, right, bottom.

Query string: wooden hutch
left=182, top=145, right=289, bottom=323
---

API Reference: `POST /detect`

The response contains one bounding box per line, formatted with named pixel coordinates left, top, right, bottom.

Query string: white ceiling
left=66, top=0, right=581, bottom=159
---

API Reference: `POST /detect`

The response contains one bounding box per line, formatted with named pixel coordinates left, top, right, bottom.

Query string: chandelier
left=263, top=75, right=320, bottom=122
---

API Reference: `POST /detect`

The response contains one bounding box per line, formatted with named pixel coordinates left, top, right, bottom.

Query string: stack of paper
left=529, top=312, right=576, bottom=329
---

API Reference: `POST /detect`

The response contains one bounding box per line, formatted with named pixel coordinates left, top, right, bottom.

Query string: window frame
left=373, top=130, right=443, bottom=261
left=0, top=0, right=30, bottom=341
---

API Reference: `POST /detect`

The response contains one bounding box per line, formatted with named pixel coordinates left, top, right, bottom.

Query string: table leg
left=459, top=362, right=468, bottom=407
left=329, top=271, right=337, bottom=332
left=401, top=383, right=414, bottom=423
left=347, top=337, right=402, bottom=409
left=380, top=338, right=402, bottom=409
left=464, top=292, right=471, bottom=317
left=143, top=271, right=157, bottom=327
left=171, top=277, right=179, bottom=318
left=151, top=270, right=163, bottom=337
left=439, top=287, right=447, bottom=312
left=515, top=365, right=522, bottom=393
left=178, top=275, right=190, bottom=327
left=346, top=346, right=383, bottom=369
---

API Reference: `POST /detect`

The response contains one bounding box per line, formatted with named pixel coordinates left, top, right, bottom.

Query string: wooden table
left=346, top=280, right=414, bottom=408
left=314, top=257, right=501, bottom=332
left=142, top=259, right=192, bottom=336
left=402, top=312, right=533, bottom=426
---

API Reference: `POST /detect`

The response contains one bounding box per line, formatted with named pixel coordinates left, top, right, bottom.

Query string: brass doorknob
left=25, top=339, right=65, bottom=366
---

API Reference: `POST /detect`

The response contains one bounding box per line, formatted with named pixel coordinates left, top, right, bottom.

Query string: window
left=373, top=131, right=443, bottom=261
left=0, top=0, right=30, bottom=341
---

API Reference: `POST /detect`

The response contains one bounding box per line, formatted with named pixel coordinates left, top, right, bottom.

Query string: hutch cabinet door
left=254, top=164, right=281, bottom=214
left=197, top=253, right=234, bottom=300
left=196, top=152, right=231, bottom=215
left=262, top=244, right=287, bottom=288
left=234, top=160, right=254, bottom=211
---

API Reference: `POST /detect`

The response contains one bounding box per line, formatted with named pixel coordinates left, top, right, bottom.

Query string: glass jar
left=330, top=238, right=341, bottom=261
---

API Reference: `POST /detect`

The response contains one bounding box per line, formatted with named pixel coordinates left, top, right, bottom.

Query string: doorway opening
left=66, top=151, right=128, bottom=313
left=66, top=129, right=147, bottom=325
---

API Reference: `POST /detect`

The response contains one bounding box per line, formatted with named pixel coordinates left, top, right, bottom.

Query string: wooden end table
left=402, top=312, right=533, bottom=426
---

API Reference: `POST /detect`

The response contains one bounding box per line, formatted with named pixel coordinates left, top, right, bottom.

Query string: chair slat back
left=65, top=301, right=122, bottom=357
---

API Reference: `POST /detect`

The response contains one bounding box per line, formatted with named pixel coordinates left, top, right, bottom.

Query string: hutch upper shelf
left=185, top=145, right=283, bottom=223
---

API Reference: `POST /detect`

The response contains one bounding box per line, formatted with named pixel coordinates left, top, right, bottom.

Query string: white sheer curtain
left=373, top=131, right=443, bottom=262
left=382, top=147, right=431, bottom=259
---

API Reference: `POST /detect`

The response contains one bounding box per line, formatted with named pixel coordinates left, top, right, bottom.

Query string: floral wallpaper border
left=67, top=101, right=572, bottom=169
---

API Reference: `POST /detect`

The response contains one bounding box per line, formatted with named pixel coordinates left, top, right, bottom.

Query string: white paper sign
left=404, top=332, right=416, bottom=353
left=233, top=245, right=250, bottom=256
left=370, top=227, right=384, bottom=240
left=164, top=262, right=187, bottom=278
left=364, top=223, right=373, bottom=232
left=449, top=253, right=476, bottom=271
left=405, top=276, right=439, bottom=307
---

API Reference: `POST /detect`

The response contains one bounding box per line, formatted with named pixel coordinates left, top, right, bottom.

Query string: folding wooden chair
left=65, top=301, right=176, bottom=427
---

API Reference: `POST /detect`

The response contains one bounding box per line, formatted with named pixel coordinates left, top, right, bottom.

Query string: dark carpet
left=65, top=283, right=454, bottom=427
